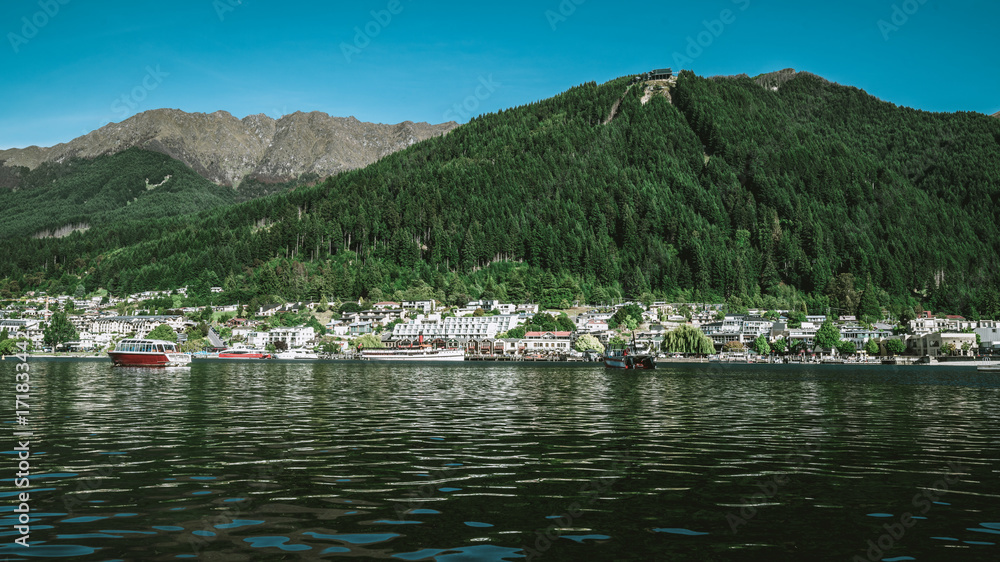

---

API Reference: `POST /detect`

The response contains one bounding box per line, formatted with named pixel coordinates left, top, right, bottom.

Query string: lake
left=2, top=359, right=999, bottom=560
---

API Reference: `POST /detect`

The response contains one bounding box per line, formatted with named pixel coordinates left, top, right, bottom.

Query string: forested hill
left=2, top=70, right=999, bottom=318
left=0, top=148, right=237, bottom=239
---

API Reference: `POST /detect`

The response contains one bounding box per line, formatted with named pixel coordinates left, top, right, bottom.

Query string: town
left=1, top=286, right=998, bottom=363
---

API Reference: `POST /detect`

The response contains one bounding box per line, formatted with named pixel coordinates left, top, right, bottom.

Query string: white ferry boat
left=360, top=347, right=464, bottom=361
left=275, top=349, right=320, bottom=360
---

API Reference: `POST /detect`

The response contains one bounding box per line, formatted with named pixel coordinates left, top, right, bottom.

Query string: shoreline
left=5, top=354, right=996, bottom=369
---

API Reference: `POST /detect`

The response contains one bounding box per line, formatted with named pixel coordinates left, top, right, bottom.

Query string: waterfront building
left=975, top=324, right=1000, bottom=353
left=247, top=327, right=316, bottom=348
left=839, top=325, right=893, bottom=350
left=906, top=332, right=978, bottom=357
left=91, top=315, right=184, bottom=336
left=392, top=314, right=521, bottom=340
left=519, top=331, right=573, bottom=353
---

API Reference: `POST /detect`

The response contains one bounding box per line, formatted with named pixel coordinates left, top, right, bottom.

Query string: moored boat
left=360, top=347, right=465, bottom=361
left=604, top=348, right=656, bottom=369
left=108, top=338, right=191, bottom=367
left=604, top=334, right=655, bottom=370
left=218, top=347, right=273, bottom=359
left=275, top=349, right=320, bottom=360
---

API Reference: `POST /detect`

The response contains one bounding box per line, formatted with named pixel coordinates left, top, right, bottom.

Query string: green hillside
left=2, top=71, right=999, bottom=318
left=0, top=148, right=236, bottom=239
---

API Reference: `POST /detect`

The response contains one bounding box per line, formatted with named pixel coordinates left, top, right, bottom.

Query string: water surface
left=2, top=360, right=998, bottom=560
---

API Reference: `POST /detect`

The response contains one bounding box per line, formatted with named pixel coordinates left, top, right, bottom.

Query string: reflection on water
left=2, top=361, right=999, bottom=560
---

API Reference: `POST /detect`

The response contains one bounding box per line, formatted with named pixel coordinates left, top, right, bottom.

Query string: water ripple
left=8, top=360, right=1000, bottom=559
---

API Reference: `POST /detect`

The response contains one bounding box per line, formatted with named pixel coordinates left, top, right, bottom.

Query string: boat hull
left=218, top=351, right=272, bottom=359
left=604, top=355, right=656, bottom=369
left=108, top=352, right=191, bottom=367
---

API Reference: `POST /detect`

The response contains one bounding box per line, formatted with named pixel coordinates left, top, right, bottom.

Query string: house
left=0, top=319, right=44, bottom=349
left=647, top=68, right=672, bottom=80
left=402, top=300, right=436, bottom=314
left=326, top=321, right=350, bottom=337
left=785, top=322, right=820, bottom=349
left=247, top=327, right=316, bottom=349
left=455, top=300, right=500, bottom=317
left=348, top=322, right=373, bottom=336
left=258, top=304, right=283, bottom=317
left=839, top=325, right=892, bottom=350
left=519, top=331, right=573, bottom=354
left=909, top=316, right=943, bottom=336
left=354, top=309, right=406, bottom=326
left=372, top=301, right=401, bottom=310
left=578, top=319, right=609, bottom=333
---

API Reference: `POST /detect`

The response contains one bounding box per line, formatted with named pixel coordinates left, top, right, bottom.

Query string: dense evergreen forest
left=0, top=149, right=237, bottom=239
left=2, top=71, right=999, bottom=318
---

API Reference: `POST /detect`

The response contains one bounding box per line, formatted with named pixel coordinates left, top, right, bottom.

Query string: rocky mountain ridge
left=0, top=109, right=458, bottom=187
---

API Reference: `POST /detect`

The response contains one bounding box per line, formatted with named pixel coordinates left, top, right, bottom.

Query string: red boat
left=108, top=338, right=191, bottom=367
left=217, top=348, right=272, bottom=359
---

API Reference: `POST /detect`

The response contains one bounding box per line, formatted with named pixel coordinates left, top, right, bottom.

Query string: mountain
left=0, top=109, right=457, bottom=187
left=2, top=71, right=999, bottom=318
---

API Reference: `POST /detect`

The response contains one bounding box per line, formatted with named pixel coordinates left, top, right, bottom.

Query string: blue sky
left=2, top=0, right=998, bottom=149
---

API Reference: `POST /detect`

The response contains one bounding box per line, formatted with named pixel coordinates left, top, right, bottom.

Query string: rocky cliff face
left=0, top=109, right=458, bottom=187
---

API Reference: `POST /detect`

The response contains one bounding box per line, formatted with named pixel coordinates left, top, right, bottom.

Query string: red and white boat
left=217, top=347, right=272, bottom=359
left=108, top=338, right=191, bottom=367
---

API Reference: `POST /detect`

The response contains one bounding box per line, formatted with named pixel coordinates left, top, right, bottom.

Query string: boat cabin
left=115, top=338, right=178, bottom=353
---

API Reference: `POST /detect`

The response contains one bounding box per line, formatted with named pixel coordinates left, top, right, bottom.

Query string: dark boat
left=604, top=334, right=655, bottom=369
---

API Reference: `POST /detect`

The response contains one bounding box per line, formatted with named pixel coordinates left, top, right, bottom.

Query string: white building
left=91, top=316, right=183, bottom=336
left=393, top=314, right=521, bottom=340
left=247, top=327, right=316, bottom=349
left=402, top=300, right=436, bottom=314
left=907, top=332, right=978, bottom=357
left=974, top=322, right=1000, bottom=353
left=0, top=319, right=44, bottom=349
left=518, top=331, right=573, bottom=353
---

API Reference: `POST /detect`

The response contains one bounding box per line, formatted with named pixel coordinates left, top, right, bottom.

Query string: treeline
left=1, top=72, right=999, bottom=319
